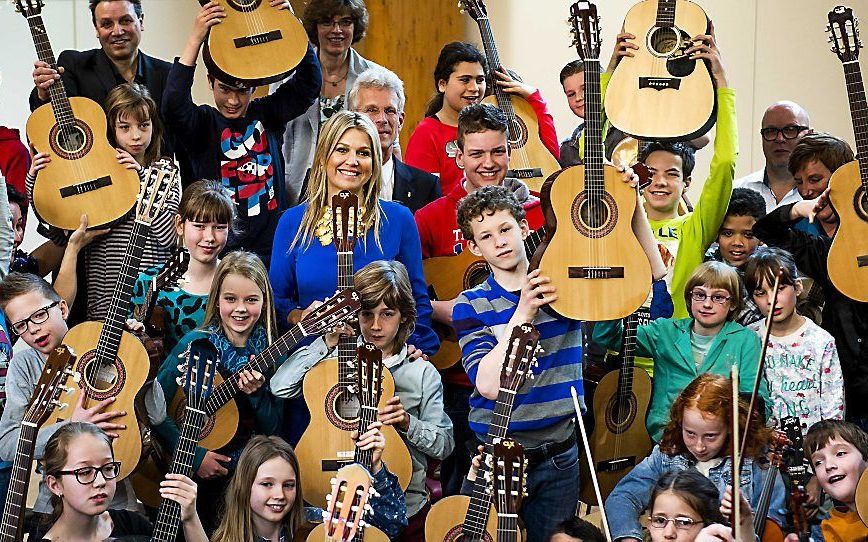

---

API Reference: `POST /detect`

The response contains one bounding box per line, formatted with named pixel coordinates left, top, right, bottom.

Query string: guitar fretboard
left=337, top=251, right=356, bottom=393
left=615, top=313, right=639, bottom=403
left=842, top=61, right=868, bottom=190
left=25, top=14, right=76, bottom=131
left=584, top=56, right=606, bottom=200
left=0, top=423, right=37, bottom=542
left=656, top=0, right=677, bottom=28
left=475, top=17, right=519, bottom=142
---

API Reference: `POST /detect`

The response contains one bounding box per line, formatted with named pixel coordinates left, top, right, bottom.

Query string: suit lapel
left=94, top=50, right=121, bottom=97
left=393, top=159, right=409, bottom=201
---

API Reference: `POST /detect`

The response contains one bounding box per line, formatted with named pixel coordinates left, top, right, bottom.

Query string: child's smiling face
left=811, top=436, right=868, bottom=507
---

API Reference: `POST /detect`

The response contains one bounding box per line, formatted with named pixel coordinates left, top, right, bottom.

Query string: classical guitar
left=297, top=191, right=412, bottom=506
left=0, top=346, right=76, bottom=542
left=55, top=159, right=179, bottom=482
left=15, top=0, right=140, bottom=231
left=605, top=0, right=716, bottom=141
left=201, top=0, right=308, bottom=86
left=532, top=1, right=652, bottom=322
left=489, top=438, right=527, bottom=542
left=150, top=338, right=219, bottom=542
left=826, top=6, right=868, bottom=302
left=307, top=463, right=377, bottom=542
left=458, top=0, right=561, bottom=193
left=425, top=323, right=541, bottom=542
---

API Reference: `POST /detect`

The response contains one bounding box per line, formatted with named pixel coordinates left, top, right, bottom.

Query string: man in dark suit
left=348, top=66, right=441, bottom=214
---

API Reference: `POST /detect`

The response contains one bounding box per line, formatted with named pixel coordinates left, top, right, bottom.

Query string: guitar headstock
left=180, top=338, right=219, bottom=412
left=458, top=0, right=487, bottom=21
left=569, top=1, right=602, bottom=61
left=12, top=0, right=44, bottom=17
left=24, top=345, right=77, bottom=426
left=489, top=438, right=527, bottom=515
left=332, top=190, right=360, bottom=253
left=299, top=288, right=361, bottom=336
left=828, top=5, right=862, bottom=63
left=322, top=463, right=377, bottom=542
left=356, top=343, right=384, bottom=410
left=780, top=416, right=811, bottom=486
left=766, top=431, right=790, bottom=470
left=499, top=323, right=540, bottom=393
left=136, top=158, right=179, bottom=225
left=156, top=247, right=191, bottom=291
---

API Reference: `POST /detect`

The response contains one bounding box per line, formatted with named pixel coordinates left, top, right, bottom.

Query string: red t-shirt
left=0, top=127, right=30, bottom=197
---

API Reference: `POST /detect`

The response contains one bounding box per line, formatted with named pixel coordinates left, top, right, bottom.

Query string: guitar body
left=604, top=0, right=716, bottom=140
left=534, top=164, right=651, bottom=321
left=203, top=0, right=308, bottom=86
left=27, top=97, right=140, bottom=230
left=305, top=523, right=389, bottom=542
left=169, top=371, right=240, bottom=451
left=295, top=358, right=412, bottom=508
left=579, top=366, right=653, bottom=505
left=56, top=322, right=149, bottom=481
left=827, top=160, right=868, bottom=302
left=424, top=495, right=498, bottom=542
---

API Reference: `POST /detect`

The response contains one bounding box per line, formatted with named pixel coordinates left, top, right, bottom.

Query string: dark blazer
left=392, top=158, right=442, bottom=214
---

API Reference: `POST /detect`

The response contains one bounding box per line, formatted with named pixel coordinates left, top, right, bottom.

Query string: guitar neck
left=496, top=516, right=519, bottom=542
left=753, top=465, right=778, bottom=536
left=583, top=59, right=606, bottom=192
left=474, top=17, right=518, bottom=138
left=0, top=423, right=38, bottom=542
left=842, top=61, right=868, bottom=189
left=616, top=313, right=639, bottom=401
left=337, top=251, right=356, bottom=392
left=656, top=0, right=677, bottom=28
left=353, top=403, right=379, bottom=474
left=135, top=278, right=158, bottom=324
left=524, top=227, right=546, bottom=260
left=24, top=13, right=75, bottom=129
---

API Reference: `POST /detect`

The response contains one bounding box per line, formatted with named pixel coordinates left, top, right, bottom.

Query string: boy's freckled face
left=811, top=437, right=868, bottom=506
left=3, top=292, right=68, bottom=354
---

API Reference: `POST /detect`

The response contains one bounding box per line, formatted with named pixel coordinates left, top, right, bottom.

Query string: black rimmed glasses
left=648, top=515, right=703, bottom=530
left=10, top=301, right=59, bottom=335
left=51, top=461, right=121, bottom=485
left=759, top=125, right=810, bottom=141
left=317, top=17, right=354, bottom=30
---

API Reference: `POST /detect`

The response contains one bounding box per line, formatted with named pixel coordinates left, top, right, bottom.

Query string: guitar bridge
left=857, top=255, right=868, bottom=267
left=59, top=176, right=112, bottom=198
left=321, top=458, right=353, bottom=471
left=596, top=456, right=637, bottom=472
left=568, top=266, right=625, bottom=279
left=234, top=30, right=283, bottom=49
left=639, top=77, right=682, bottom=91
left=508, top=168, right=544, bottom=179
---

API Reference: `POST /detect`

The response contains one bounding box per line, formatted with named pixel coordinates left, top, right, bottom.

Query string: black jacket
left=392, top=158, right=441, bottom=214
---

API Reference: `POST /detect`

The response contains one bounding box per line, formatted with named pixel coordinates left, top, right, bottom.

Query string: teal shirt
left=593, top=318, right=767, bottom=441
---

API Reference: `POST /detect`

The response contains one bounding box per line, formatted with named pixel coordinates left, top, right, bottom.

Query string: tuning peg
left=60, top=385, right=74, bottom=395
left=369, top=487, right=379, bottom=498
left=52, top=400, right=68, bottom=410
left=175, top=376, right=184, bottom=386
left=359, top=519, right=367, bottom=528
left=329, top=476, right=337, bottom=486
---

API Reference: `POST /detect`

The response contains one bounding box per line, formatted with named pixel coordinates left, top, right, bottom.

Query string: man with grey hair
left=735, top=100, right=812, bottom=212
left=348, top=67, right=441, bottom=213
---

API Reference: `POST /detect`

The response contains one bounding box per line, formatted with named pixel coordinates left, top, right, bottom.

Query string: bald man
left=735, top=101, right=812, bottom=212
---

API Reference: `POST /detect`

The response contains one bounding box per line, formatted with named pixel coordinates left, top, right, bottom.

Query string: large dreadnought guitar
left=604, top=0, right=717, bottom=141
left=15, top=0, right=140, bottom=231
left=532, top=2, right=652, bottom=322
left=825, top=6, right=868, bottom=302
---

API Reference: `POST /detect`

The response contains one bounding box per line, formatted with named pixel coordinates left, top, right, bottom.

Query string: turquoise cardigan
left=593, top=318, right=767, bottom=441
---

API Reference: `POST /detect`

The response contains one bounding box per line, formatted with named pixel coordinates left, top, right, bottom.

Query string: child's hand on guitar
left=28, top=151, right=51, bottom=178
left=804, top=475, right=821, bottom=520
left=191, top=1, right=226, bottom=44
left=69, top=394, right=126, bottom=439
left=378, top=396, right=410, bottom=431
left=124, top=318, right=146, bottom=334
left=160, top=473, right=199, bottom=521
left=616, top=164, right=642, bottom=188
left=606, top=32, right=639, bottom=73
left=405, top=344, right=428, bottom=362
left=353, top=421, right=386, bottom=473
left=685, top=22, right=728, bottom=88
left=493, top=68, right=536, bottom=99
left=197, top=450, right=231, bottom=479
left=67, top=214, right=110, bottom=251
left=269, top=0, right=294, bottom=12
left=31, top=60, right=64, bottom=102
left=116, top=149, right=143, bottom=173
left=467, top=444, right=485, bottom=482
left=516, top=269, right=557, bottom=323
left=237, top=367, right=265, bottom=395
left=324, top=322, right=354, bottom=348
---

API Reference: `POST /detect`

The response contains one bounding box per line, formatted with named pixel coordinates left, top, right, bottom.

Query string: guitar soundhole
left=325, top=385, right=360, bottom=431
left=854, top=185, right=868, bottom=222
left=464, top=261, right=492, bottom=290
left=76, top=350, right=127, bottom=401
left=507, top=117, right=529, bottom=150
left=647, top=26, right=696, bottom=78
left=443, top=525, right=494, bottom=542
left=605, top=393, right=638, bottom=434
left=226, top=0, right=261, bottom=10
left=571, top=191, right=619, bottom=239
left=49, top=120, right=94, bottom=160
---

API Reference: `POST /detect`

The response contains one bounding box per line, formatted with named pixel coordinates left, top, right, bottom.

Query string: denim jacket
left=604, top=446, right=787, bottom=541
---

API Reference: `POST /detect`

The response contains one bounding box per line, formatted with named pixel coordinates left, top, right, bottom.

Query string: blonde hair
left=212, top=436, right=306, bottom=542
left=290, top=111, right=384, bottom=251
left=684, top=261, right=743, bottom=319
left=105, top=82, right=163, bottom=167
left=200, top=251, right=277, bottom=343
left=353, top=260, right=416, bottom=352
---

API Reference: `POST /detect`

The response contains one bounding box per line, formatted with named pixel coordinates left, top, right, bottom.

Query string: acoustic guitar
left=296, top=191, right=412, bottom=507
left=425, top=323, right=541, bottom=542
left=15, top=0, right=140, bottom=231
left=459, top=0, right=561, bottom=193
left=490, top=439, right=526, bottom=542
left=202, top=0, right=308, bottom=86
left=150, top=338, right=219, bottom=542
left=604, top=0, right=717, bottom=141
left=0, top=346, right=76, bottom=542
left=55, top=159, right=179, bottom=482
left=532, top=2, right=652, bottom=322
left=780, top=416, right=812, bottom=542
left=306, top=463, right=377, bottom=542
left=825, top=6, right=868, bottom=303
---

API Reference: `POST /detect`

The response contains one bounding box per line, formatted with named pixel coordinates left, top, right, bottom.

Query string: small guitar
left=15, top=0, right=140, bottom=231
left=780, top=416, right=812, bottom=542
left=425, top=323, right=541, bottom=542
left=458, top=0, right=560, bottom=193
left=488, top=439, right=527, bottom=542
left=826, top=5, right=868, bottom=302
left=532, top=1, right=652, bottom=322
left=0, top=346, right=76, bottom=542
left=307, top=463, right=378, bottom=542
left=57, top=158, right=179, bottom=482
left=150, top=338, right=219, bottom=542
left=604, top=0, right=717, bottom=141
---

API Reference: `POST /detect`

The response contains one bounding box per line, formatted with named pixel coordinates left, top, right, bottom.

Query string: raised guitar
left=56, top=158, right=179, bottom=482
left=826, top=5, right=868, bottom=302
left=604, top=0, right=717, bottom=141
left=15, top=0, right=140, bottom=231
left=201, top=0, right=309, bottom=86
left=489, top=439, right=527, bottom=542
left=458, top=0, right=561, bottom=193
left=307, top=463, right=377, bottom=542
left=425, top=323, right=541, bottom=542
left=532, top=1, right=652, bottom=322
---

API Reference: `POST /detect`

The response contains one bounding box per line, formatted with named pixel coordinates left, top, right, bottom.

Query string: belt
left=519, top=434, right=577, bottom=467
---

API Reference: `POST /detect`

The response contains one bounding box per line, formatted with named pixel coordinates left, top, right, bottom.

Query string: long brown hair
left=659, top=373, right=771, bottom=459
left=211, top=436, right=306, bottom=542
left=105, top=82, right=163, bottom=167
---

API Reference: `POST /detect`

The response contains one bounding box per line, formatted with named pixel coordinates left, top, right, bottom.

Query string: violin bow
left=571, top=386, right=613, bottom=542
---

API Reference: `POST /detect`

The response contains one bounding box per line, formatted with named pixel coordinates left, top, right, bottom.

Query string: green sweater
left=593, top=317, right=767, bottom=442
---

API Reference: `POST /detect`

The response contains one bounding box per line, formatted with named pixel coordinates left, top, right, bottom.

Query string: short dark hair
left=559, top=60, right=585, bottom=85
left=0, top=272, right=61, bottom=312
left=424, top=42, right=487, bottom=118
left=7, top=185, right=28, bottom=220
left=804, top=419, right=868, bottom=462
left=302, top=0, right=369, bottom=46
left=649, top=470, right=726, bottom=526
left=743, top=246, right=799, bottom=294
left=726, top=188, right=766, bottom=221
left=457, top=185, right=525, bottom=242
left=638, top=141, right=697, bottom=178
left=545, top=516, right=605, bottom=542
left=788, top=132, right=855, bottom=177
left=89, top=0, right=143, bottom=26
left=457, top=103, right=507, bottom=151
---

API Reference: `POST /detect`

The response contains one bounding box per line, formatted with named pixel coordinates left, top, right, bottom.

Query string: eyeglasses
left=318, top=17, right=354, bottom=30
left=10, top=301, right=59, bottom=335
left=648, top=515, right=703, bottom=530
left=690, top=290, right=732, bottom=305
left=759, top=125, right=809, bottom=141
left=51, top=461, right=121, bottom=485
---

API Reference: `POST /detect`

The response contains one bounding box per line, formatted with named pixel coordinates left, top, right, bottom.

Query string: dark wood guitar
left=753, top=432, right=788, bottom=542
left=780, top=416, right=812, bottom=542
left=604, top=0, right=717, bottom=141
left=0, top=346, right=76, bottom=542
left=150, top=338, right=218, bottom=542
left=15, top=0, right=140, bottom=231
left=425, top=323, right=541, bottom=542
left=826, top=6, right=868, bottom=302
left=458, top=0, right=561, bottom=193
left=532, top=1, right=652, bottom=322
left=56, top=159, right=179, bottom=482
left=490, top=439, right=526, bottom=542
left=307, top=464, right=377, bottom=542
